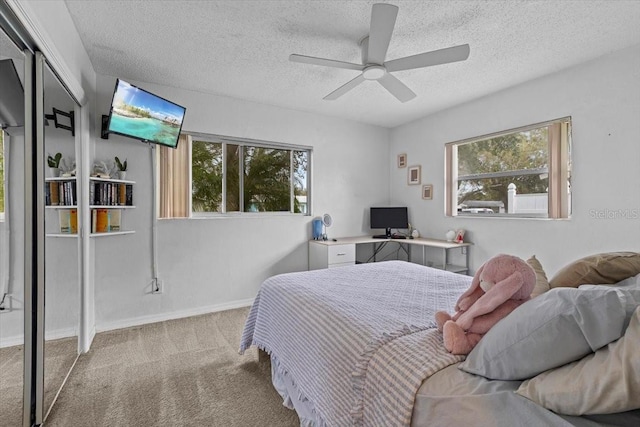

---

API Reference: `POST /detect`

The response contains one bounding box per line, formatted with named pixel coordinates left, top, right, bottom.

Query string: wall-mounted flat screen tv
left=106, top=79, right=186, bottom=148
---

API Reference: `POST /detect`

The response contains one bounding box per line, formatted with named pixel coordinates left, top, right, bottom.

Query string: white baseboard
left=0, top=299, right=255, bottom=349
left=79, top=325, right=96, bottom=353
left=0, top=327, right=78, bottom=348
left=96, top=297, right=255, bottom=334
left=0, top=335, right=23, bottom=348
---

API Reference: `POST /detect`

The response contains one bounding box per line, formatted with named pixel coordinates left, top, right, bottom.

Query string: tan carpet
left=45, top=307, right=299, bottom=426
left=0, top=336, right=78, bottom=427
left=0, top=344, right=23, bottom=427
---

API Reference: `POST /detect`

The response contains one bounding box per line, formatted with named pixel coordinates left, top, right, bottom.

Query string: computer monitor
left=370, top=207, right=409, bottom=238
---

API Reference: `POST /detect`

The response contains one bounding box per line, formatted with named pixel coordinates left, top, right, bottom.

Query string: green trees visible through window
left=191, top=138, right=309, bottom=214
left=447, top=118, right=571, bottom=218
left=457, top=127, right=549, bottom=211
left=192, top=141, right=223, bottom=212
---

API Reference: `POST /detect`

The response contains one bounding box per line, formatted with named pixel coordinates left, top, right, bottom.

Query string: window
left=0, top=130, right=5, bottom=221
left=445, top=118, right=571, bottom=218
left=159, top=133, right=311, bottom=217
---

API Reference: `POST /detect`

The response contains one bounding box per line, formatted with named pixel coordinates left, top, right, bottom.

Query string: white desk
left=309, top=236, right=472, bottom=274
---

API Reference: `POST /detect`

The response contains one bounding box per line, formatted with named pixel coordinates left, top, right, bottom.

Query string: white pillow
left=579, top=272, right=640, bottom=291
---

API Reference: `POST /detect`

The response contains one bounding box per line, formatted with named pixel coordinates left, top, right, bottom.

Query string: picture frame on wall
left=422, top=184, right=433, bottom=200
left=408, top=165, right=421, bottom=185
left=398, top=153, right=407, bottom=168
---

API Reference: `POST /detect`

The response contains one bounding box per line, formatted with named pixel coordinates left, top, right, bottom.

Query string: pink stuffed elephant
left=435, top=254, right=536, bottom=355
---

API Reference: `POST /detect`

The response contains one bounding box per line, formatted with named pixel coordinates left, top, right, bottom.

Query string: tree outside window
left=458, top=127, right=549, bottom=213
left=447, top=118, right=571, bottom=218
left=191, top=141, right=223, bottom=212
left=191, top=138, right=310, bottom=214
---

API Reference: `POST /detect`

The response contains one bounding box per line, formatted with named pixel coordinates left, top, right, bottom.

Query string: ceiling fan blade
left=324, top=74, right=366, bottom=100
left=367, top=3, right=398, bottom=65
left=377, top=73, right=416, bottom=103
left=385, top=44, right=470, bottom=72
left=290, top=54, right=364, bottom=71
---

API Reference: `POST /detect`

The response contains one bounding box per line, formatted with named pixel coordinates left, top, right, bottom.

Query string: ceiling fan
left=289, top=3, right=470, bottom=103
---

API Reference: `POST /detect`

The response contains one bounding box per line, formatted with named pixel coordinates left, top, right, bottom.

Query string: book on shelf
left=46, top=180, right=76, bottom=206
left=58, top=209, right=77, bottom=234
left=70, top=209, right=78, bottom=234
left=108, top=210, right=121, bottom=232
left=90, top=181, right=133, bottom=206
left=126, top=184, right=133, bottom=206
left=58, top=210, right=70, bottom=233
left=119, top=183, right=126, bottom=205
left=94, top=209, right=109, bottom=233
left=48, top=181, right=59, bottom=205
left=91, top=208, right=122, bottom=233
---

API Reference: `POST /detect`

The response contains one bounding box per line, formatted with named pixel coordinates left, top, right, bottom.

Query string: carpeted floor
left=0, top=336, right=78, bottom=427
left=0, top=344, right=23, bottom=426
left=45, top=307, right=299, bottom=426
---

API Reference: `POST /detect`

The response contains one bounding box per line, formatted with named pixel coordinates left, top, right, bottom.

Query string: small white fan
left=322, top=213, right=333, bottom=240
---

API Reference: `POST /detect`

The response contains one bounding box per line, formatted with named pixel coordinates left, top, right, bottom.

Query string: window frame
left=445, top=117, right=572, bottom=219
left=0, top=130, right=6, bottom=222
left=186, top=131, right=312, bottom=217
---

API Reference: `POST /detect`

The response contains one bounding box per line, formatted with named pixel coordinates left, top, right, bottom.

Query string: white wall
left=93, top=75, right=390, bottom=330
left=0, top=132, right=25, bottom=347
left=390, top=44, right=640, bottom=276
left=0, top=129, right=81, bottom=347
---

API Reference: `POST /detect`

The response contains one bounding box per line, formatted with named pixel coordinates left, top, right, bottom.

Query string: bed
left=239, top=255, right=640, bottom=427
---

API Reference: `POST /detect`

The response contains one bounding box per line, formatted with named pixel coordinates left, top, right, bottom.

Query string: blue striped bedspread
left=239, top=260, right=471, bottom=426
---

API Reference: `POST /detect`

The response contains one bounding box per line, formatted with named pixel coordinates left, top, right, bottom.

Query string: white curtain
left=158, top=133, right=190, bottom=218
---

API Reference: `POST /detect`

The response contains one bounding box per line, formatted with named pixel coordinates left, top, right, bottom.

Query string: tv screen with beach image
left=107, top=79, right=186, bottom=148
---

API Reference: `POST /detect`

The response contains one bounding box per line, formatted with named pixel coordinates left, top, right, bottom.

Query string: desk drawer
left=327, top=244, right=356, bottom=265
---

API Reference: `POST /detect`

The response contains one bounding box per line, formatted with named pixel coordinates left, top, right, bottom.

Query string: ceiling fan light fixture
left=362, top=65, right=386, bottom=80
left=289, top=3, right=469, bottom=102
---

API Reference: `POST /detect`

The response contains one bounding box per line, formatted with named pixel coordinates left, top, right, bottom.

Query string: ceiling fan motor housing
left=363, top=65, right=386, bottom=80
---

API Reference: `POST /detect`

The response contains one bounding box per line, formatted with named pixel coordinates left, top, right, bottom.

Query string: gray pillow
left=459, top=285, right=640, bottom=380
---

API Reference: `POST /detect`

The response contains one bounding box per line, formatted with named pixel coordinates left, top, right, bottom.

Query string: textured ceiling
left=64, top=0, right=640, bottom=128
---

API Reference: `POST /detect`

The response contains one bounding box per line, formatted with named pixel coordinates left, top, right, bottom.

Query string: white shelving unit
left=89, top=231, right=135, bottom=238
left=88, top=177, right=136, bottom=236
left=45, top=176, right=79, bottom=238
left=44, top=176, right=137, bottom=237
left=89, top=176, right=135, bottom=185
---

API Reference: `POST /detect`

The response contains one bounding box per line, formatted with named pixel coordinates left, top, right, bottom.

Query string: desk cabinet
left=309, top=241, right=356, bottom=270
left=308, top=237, right=472, bottom=274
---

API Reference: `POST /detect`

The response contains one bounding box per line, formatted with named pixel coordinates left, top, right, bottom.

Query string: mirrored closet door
left=42, top=59, right=80, bottom=422
left=0, top=8, right=83, bottom=425
left=0, top=22, right=27, bottom=427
